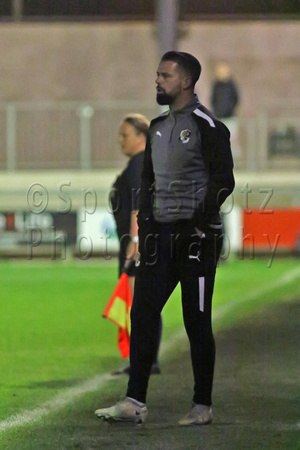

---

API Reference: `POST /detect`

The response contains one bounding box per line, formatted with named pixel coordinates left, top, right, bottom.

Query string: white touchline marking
left=213, top=265, right=300, bottom=321
left=161, top=265, right=300, bottom=355
left=0, top=374, right=111, bottom=433
left=1, top=266, right=299, bottom=433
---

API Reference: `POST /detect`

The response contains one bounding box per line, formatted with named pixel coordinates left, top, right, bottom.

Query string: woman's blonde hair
left=123, top=113, right=150, bottom=137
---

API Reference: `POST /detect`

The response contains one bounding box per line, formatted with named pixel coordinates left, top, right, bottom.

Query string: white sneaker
left=94, top=397, right=148, bottom=424
left=178, top=403, right=213, bottom=426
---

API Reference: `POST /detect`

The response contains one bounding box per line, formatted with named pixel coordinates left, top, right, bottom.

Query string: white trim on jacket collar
left=193, top=108, right=216, bottom=128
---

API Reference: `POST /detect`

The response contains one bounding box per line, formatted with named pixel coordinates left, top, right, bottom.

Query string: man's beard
left=156, top=92, right=174, bottom=105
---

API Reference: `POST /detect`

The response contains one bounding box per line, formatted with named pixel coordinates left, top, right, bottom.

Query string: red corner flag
left=103, top=273, right=132, bottom=359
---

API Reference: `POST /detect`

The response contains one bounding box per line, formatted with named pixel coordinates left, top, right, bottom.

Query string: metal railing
left=0, top=100, right=299, bottom=172
left=0, top=101, right=157, bottom=171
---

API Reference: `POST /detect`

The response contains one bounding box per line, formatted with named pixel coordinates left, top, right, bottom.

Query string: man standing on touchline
left=95, top=51, right=235, bottom=425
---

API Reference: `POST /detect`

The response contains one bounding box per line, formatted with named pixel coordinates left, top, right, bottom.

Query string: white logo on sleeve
left=179, top=129, right=191, bottom=144
left=156, top=131, right=162, bottom=137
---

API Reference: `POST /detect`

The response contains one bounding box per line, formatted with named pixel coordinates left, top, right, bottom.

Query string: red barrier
left=243, top=209, right=300, bottom=250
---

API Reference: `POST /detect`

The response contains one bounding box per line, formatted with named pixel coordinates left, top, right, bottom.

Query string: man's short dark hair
left=161, top=51, right=201, bottom=87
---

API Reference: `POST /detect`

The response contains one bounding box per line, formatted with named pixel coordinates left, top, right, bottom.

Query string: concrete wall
left=1, top=21, right=299, bottom=111
left=0, top=21, right=299, bottom=170
left=182, top=21, right=300, bottom=118
left=0, top=22, right=157, bottom=102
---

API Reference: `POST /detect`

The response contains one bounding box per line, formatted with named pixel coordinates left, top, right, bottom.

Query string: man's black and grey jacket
left=138, top=95, right=235, bottom=234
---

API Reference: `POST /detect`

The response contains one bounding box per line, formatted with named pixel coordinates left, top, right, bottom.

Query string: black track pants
left=126, top=221, right=223, bottom=405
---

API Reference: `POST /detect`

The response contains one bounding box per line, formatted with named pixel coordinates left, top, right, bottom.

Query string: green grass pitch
left=0, top=256, right=299, bottom=446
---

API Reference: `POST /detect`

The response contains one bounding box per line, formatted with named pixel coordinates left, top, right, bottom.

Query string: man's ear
left=182, top=76, right=193, bottom=90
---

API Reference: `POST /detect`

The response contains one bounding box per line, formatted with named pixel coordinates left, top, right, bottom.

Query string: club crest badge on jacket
left=179, top=129, right=191, bottom=144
